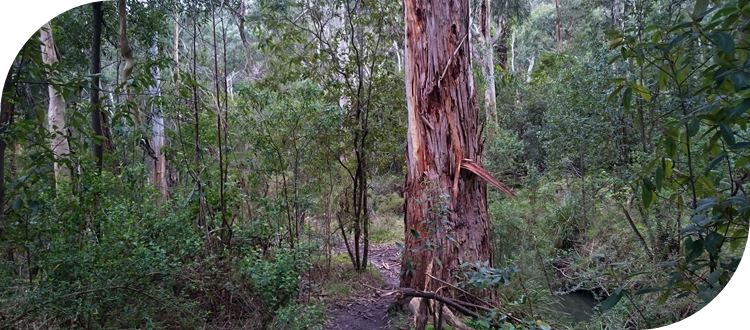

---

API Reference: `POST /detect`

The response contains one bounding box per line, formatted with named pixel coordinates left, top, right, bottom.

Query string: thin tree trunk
left=554, top=0, right=563, bottom=51
left=40, top=23, right=71, bottom=184
left=401, top=1, right=494, bottom=327
left=120, top=0, right=153, bottom=169
left=91, top=2, right=105, bottom=172
left=210, top=4, right=228, bottom=246
left=119, top=0, right=135, bottom=116
left=221, top=10, right=232, bottom=245
left=480, top=0, right=497, bottom=124
left=173, top=16, right=181, bottom=82
left=192, top=14, right=206, bottom=236
left=232, top=0, right=254, bottom=77
left=148, top=38, right=168, bottom=201
left=510, top=29, right=516, bottom=73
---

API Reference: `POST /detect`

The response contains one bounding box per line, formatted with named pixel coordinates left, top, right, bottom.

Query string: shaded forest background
left=0, top=0, right=748, bottom=329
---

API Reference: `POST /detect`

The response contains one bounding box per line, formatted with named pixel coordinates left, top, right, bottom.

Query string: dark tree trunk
left=401, top=0, right=493, bottom=307
left=91, top=1, right=105, bottom=171
left=555, top=0, right=563, bottom=51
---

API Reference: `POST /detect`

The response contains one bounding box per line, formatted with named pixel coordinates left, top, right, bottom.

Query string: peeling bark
left=401, top=0, right=493, bottom=320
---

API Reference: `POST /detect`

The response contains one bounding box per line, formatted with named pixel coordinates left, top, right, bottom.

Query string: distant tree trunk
left=401, top=0, right=494, bottom=326
left=173, top=16, right=181, bottom=82
left=510, top=29, right=516, bottom=73
left=554, top=0, right=563, bottom=51
left=40, top=23, right=71, bottom=184
left=210, top=3, right=229, bottom=246
left=148, top=39, right=168, bottom=201
left=494, top=18, right=510, bottom=70
left=192, top=15, right=207, bottom=236
left=480, top=0, right=497, bottom=124
left=231, top=0, right=254, bottom=78
left=90, top=1, right=105, bottom=172
left=527, top=56, right=535, bottom=83
left=119, top=0, right=136, bottom=125
left=1, top=66, right=17, bottom=254
left=119, top=0, right=134, bottom=94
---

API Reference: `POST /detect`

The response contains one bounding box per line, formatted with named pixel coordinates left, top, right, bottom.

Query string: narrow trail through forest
left=326, top=244, right=402, bottom=330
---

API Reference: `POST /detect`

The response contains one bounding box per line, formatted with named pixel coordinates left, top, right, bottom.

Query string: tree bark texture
left=401, top=0, right=492, bottom=299
left=149, top=39, right=168, bottom=201
left=119, top=0, right=136, bottom=125
left=91, top=1, right=105, bottom=171
left=40, top=23, right=71, bottom=183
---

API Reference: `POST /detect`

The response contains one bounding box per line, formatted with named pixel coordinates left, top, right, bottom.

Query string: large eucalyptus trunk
left=40, top=23, right=71, bottom=184
left=401, top=0, right=494, bottom=313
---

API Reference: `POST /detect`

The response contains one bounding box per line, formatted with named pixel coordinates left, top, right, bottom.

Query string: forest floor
left=325, top=244, right=405, bottom=330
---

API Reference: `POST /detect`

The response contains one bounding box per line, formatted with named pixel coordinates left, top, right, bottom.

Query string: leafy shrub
left=0, top=173, right=204, bottom=328
left=239, top=245, right=313, bottom=308
left=270, top=302, right=325, bottom=330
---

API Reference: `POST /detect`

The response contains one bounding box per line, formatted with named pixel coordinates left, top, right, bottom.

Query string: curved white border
left=0, top=0, right=748, bottom=329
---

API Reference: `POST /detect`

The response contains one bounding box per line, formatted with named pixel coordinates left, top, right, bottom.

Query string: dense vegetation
left=0, top=0, right=747, bottom=329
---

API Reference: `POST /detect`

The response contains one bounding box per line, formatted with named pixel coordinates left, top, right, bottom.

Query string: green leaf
left=631, top=83, right=652, bottom=102
left=686, top=237, right=704, bottom=262
left=608, top=36, right=624, bottom=50
left=706, top=152, right=727, bottom=173
left=719, top=124, right=736, bottom=147
left=665, top=127, right=679, bottom=158
left=599, top=288, right=624, bottom=312
left=642, top=179, right=655, bottom=208
left=655, top=166, right=664, bottom=190
left=710, top=32, right=735, bottom=54
left=736, top=156, right=750, bottom=169
left=695, top=197, right=717, bottom=213
left=623, top=87, right=633, bottom=111
left=704, top=232, right=724, bottom=256
left=707, top=269, right=721, bottom=287
left=687, top=119, right=700, bottom=137
left=693, top=0, right=709, bottom=18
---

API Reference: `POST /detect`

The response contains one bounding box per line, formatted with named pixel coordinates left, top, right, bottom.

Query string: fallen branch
left=426, top=274, right=497, bottom=309
left=399, top=288, right=524, bottom=324
left=399, top=288, right=491, bottom=318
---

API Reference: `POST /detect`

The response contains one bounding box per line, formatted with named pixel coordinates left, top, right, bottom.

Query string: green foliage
left=458, top=261, right=519, bottom=290
left=270, top=302, right=325, bottom=330
left=603, top=0, right=749, bottom=318
left=239, top=245, right=313, bottom=308
left=0, top=172, right=204, bottom=328
left=1, top=0, right=747, bottom=328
